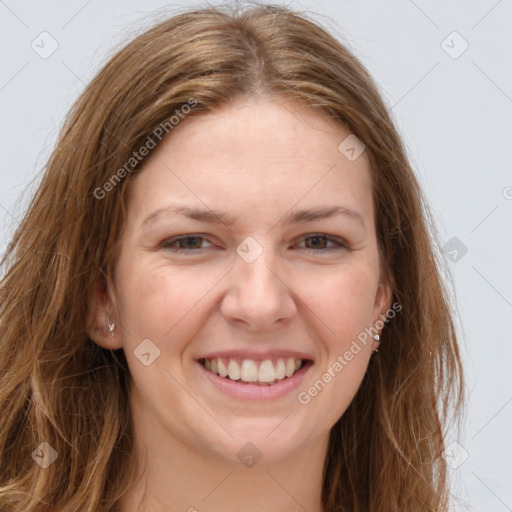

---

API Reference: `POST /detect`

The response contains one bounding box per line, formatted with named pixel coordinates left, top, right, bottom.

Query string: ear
left=86, top=275, right=122, bottom=350
left=372, top=277, right=393, bottom=327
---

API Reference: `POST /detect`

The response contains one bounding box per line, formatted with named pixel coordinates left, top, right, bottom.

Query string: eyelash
left=160, top=234, right=348, bottom=254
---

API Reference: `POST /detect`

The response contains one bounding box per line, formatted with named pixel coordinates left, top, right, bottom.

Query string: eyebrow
left=142, top=204, right=366, bottom=229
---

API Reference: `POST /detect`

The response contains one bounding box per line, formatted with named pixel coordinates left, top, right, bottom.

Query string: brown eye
left=304, top=235, right=329, bottom=249
left=299, top=234, right=347, bottom=252
left=175, top=236, right=204, bottom=249
left=162, top=235, right=213, bottom=252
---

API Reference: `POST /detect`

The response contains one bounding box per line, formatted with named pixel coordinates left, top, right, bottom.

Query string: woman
left=0, top=3, right=465, bottom=511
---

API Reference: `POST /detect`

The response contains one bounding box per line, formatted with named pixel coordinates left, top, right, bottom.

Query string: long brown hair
left=0, top=3, right=465, bottom=511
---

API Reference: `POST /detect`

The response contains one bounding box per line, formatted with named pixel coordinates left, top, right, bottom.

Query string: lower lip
left=196, top=360, right=313, bottom=400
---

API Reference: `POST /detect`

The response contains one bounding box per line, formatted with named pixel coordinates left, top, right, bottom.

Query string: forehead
left=126, top=99, right=373, bottom=229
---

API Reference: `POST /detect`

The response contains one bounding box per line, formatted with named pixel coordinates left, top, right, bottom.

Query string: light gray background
left=1, top=1, right=511, bottom=509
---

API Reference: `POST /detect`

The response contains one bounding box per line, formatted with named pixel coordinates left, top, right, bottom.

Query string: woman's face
left=98, top=99, right=391, bottom=465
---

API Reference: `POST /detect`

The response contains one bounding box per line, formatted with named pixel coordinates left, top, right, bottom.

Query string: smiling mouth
left=199, top=357, right=308, bottom=386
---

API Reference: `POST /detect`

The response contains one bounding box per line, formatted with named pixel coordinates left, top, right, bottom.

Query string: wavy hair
left=0, top=3, right=465, bottom=511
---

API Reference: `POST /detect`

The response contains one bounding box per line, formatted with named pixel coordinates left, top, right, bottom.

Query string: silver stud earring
left=107, top=318, right=115, bottom=334
left=373, top=333, right=380, bottom=353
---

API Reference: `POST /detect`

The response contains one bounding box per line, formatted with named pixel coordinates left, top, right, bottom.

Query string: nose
left=220, top=243, right=297, bottom=331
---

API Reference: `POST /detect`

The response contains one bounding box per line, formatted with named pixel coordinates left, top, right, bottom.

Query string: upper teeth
left=203, top=357, right=302, bottom=384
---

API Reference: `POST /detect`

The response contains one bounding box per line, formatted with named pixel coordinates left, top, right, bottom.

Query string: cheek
left=299, top=264, right=377, bottom=343
left=312, top=352, right=371, bottom=430
left=298, top=270, right=375, bottom=426
left=297, top=267, right=376, bottom=424
left=115, top=260, right=223, bottom=347
left=115, top=264, right=210, bottom=396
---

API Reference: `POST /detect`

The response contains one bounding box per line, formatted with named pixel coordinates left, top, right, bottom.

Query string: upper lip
left=197, top=350, right=313, bottom=362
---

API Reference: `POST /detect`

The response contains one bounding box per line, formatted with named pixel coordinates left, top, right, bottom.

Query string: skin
left=87, top=98, right=391, bottom=512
